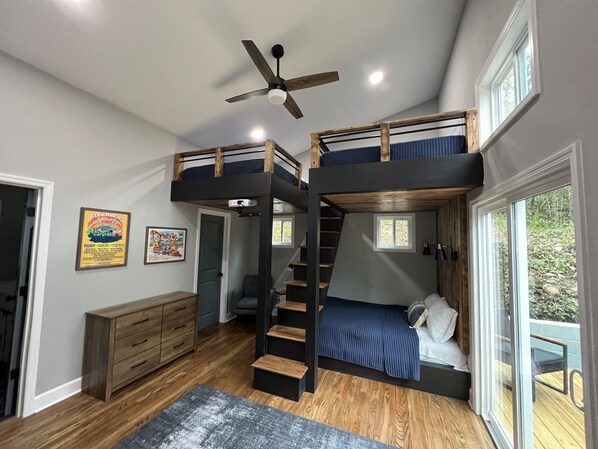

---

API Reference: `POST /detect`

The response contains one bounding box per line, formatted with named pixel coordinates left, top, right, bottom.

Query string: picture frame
left=76, top=207, right=131, bottom=270
left=144, top=226, right=187, bottom=264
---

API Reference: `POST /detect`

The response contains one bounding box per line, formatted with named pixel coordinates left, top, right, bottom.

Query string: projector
left=228, top=199, right=257, bottom=208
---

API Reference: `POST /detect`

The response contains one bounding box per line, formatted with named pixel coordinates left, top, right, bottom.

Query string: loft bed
left=170, top=139, right=308, bottom=213
left=303, top=109, right=482, bottom=400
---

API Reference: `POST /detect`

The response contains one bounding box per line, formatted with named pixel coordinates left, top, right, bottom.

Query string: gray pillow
left=407, top=299, right=429, bottom=328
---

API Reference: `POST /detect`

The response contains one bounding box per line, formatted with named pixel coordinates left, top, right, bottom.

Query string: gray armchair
left=232, top=275, right=277, bottom=323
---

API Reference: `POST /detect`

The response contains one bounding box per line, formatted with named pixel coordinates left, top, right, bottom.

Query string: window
left=373, top=214, right=414, bottom=252
left=272, top=216, right=294, bottom=246
left=476, top=0, right=540, bottom=149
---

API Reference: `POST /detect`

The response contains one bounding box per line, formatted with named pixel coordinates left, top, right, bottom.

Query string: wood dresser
left=82, top=291, right=198, bottom=401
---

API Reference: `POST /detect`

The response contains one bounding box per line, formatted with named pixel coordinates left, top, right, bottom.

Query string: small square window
left=374, top=214, right=415, bottom=252
left=272, top=216, right=294, bottom=247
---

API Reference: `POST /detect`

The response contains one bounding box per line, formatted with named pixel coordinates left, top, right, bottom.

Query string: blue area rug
left=114, top=384, right=399, bottom=449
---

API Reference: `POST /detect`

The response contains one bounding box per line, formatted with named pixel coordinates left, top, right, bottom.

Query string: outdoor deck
left=498, top=367, right=585, bottom=448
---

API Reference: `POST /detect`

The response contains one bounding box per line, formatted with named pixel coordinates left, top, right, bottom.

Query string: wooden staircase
left=252, top=206, right=344, bottom=400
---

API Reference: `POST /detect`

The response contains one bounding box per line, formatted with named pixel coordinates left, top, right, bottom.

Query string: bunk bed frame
left=305, top=109, right=483, bottom=400
left=170, top=139, right=308, bottom=358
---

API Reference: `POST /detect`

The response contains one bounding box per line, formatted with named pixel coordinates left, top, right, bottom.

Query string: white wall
left=328, top=212, right=437, bottom=305
left=0, top=51, right=203, bottom=395
left=439, top=1, right=598, bottom=444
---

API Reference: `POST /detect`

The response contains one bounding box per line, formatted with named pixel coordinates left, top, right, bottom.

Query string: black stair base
left=293, top=265, right=333, bottom=283
left=287, top=284, right=328, bottom=303
left=253, top=368, right=306, bottom=402
left=277, top=308, right=324, bottom=328
left=268, top=337, right=305, bottom=362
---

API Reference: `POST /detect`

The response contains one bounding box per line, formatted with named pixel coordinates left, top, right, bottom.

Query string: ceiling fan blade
left=284, top=71, right=339, bottom=92
left=226, top=88, right=269, bottom=103
left=283, top=93, right=303, bottom=119
left=242, top=40, right=277, bottom=85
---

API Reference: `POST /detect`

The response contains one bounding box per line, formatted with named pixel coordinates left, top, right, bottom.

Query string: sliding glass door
left=481, top=184, right=586, bottom=449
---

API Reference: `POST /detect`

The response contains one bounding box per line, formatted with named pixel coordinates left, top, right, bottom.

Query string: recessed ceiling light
left=250, top=127, right=265, bottom=140
left=369, top=71, right=384, bottom=85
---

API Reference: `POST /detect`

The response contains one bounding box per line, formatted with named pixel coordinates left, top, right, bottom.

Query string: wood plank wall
left=437, top=195, right=470, bottom=355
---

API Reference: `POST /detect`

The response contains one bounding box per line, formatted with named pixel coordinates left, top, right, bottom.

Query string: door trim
left=195, top=209, right=231, bottom=323
left=0, top=172, right=54, bottom=418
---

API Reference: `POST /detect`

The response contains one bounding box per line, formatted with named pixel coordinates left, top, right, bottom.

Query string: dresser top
left=87, top=291, right=197, bottom=319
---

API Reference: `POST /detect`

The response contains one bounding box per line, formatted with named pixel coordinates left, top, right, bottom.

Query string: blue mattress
left=319, top=297, right=420, bottom=380
left=319, top=136, right=466, bottom=167
left=182, top=159, right=307, bottom=190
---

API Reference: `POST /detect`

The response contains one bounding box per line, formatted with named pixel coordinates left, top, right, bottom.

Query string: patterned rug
left=115, top=384, right=399, bottom=449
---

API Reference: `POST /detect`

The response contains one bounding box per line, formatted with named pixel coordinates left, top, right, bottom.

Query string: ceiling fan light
left=268, top=88, right=287, bottom=105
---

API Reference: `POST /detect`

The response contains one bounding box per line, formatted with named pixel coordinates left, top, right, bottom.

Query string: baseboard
left=32, top=377, right=82, bottom=413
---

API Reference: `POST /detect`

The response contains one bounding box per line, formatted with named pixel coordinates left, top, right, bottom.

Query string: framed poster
left=76, top=207, right=131, bottom=270
left=144, top=226, right=187, bottom=264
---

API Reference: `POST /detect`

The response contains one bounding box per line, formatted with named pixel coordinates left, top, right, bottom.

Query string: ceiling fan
left=225, top=40, right=340, bottom=119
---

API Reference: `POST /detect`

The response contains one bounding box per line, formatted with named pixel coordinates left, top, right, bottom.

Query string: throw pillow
left=407, top=299, right=429, bottom=329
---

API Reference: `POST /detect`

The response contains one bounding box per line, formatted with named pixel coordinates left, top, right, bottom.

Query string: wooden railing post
left=310, top=133, right=320, bottom=168
left=264, top=139, right=275, bottom=173
left=214, top=147, right=224, bottom=177
left=173, top=153, right=183, bottom=181
left=295, top=163, right=303, bottom=188
left=380, top=122, right=390, bottom=161
left=466, top=109, right=479, bottom=153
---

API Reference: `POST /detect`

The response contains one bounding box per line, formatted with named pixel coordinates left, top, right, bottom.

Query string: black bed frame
left=318, top=356, right=471, bottom=401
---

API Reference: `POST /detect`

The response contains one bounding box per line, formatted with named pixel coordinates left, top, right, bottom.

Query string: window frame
left=272, top=216, right=294, bottom=247
left=476, top=0, right=541, bottom=151
left=373, top=213, right=415, bottom=252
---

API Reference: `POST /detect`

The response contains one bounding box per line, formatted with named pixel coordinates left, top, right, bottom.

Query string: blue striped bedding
left=182, top=160, right=308, bottom=190
left=319, top=135, right=466, bottom=167
left=319, top=297, right=420, bottom=380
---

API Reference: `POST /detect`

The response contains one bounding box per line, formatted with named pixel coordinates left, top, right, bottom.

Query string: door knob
left=217, top=272, right=223, bottom=277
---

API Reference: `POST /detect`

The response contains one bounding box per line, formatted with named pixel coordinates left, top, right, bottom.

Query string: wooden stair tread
left=320, top=230, right=340, bottom=234
left=275, top=301, right=324, bottom=313
left=320, top=217, right=342, bottom=220
left=252, top=355, right=307, bottom=379
left=290, top=261, right=333, bottom=268
left=286, top=280, right=329, bottom=289
left=267, top=325, right=306, bottom=342
left=299, top=245, right=336, bottom=250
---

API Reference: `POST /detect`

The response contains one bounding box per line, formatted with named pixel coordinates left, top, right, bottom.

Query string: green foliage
left=494, top=186, right=579, bottom=324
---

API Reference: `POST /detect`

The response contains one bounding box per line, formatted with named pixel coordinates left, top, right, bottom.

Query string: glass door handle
left=569, top=369, right=584, bottom=412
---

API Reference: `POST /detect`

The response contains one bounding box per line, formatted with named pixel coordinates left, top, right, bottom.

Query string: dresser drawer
left=112, top=345, right=160, bottom=388
left=113, top=325, right=161, bottom=363
left=162, top=314, right=195, bottom=343
left=160, top=330, right=195, bottom=363
left=163, top=296, right=195, bottom=323
left=115, top=306, right=162, bottom=340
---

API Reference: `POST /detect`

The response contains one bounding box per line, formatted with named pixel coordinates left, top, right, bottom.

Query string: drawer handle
left=133, top=318, right=150, bottom=326
left=173, top=342, right=185, bottom=349
left=132, top=339, right=148, bottom=347
left=174, top=324, right=186, bottom=331
left=174, top=307, right=187, bottom=312
left=131, top=360, right=147, bottom=370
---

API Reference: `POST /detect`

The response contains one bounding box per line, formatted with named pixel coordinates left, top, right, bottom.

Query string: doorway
left=197, top=214, right=225, bottom=330
left=0, top=184, right=35, bottom=420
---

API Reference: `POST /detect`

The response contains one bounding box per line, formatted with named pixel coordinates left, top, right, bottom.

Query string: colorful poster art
left=144, top=227, right=187, bottom=264
left=76, top=208, right=131, bottom=270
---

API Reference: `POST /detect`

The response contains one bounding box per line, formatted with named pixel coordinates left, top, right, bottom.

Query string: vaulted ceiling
left=0, top=0, right=465, bottom=154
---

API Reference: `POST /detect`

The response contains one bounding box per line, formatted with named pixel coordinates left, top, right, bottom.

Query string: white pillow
left=427, top=298, right=458, bottom=343
left=424, top=292, right=444, bottom=309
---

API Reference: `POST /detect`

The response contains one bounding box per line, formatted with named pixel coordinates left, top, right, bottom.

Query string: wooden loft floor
left=0, top=322, right=494, bottom=449
left=324, top=187, right=473, bottom=213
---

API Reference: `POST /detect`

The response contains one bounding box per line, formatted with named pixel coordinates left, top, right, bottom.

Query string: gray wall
left=328, top=212, right=437, bottom=305
left=0, top=51, right=203, bottom=395
left=0, top=185, right=30, bottom=282
left=439, top=0, right=598, bottom=437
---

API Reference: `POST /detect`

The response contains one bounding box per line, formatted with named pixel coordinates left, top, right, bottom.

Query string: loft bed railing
left=173, top=139, right=303, bottom=187
left=309, top=108, right=479, bottom=168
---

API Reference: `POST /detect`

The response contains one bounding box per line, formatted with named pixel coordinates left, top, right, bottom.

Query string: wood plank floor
left=0, top=322, right=495, bottom=449
left=496, top=362, right=586, bottom=448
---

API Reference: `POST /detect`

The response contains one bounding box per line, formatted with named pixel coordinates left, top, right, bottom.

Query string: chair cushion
left=236, top=296, right=257, bottom=310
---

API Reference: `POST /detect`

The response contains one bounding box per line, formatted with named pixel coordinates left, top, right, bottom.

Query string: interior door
left=197, top=214, right=224, bottom=330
